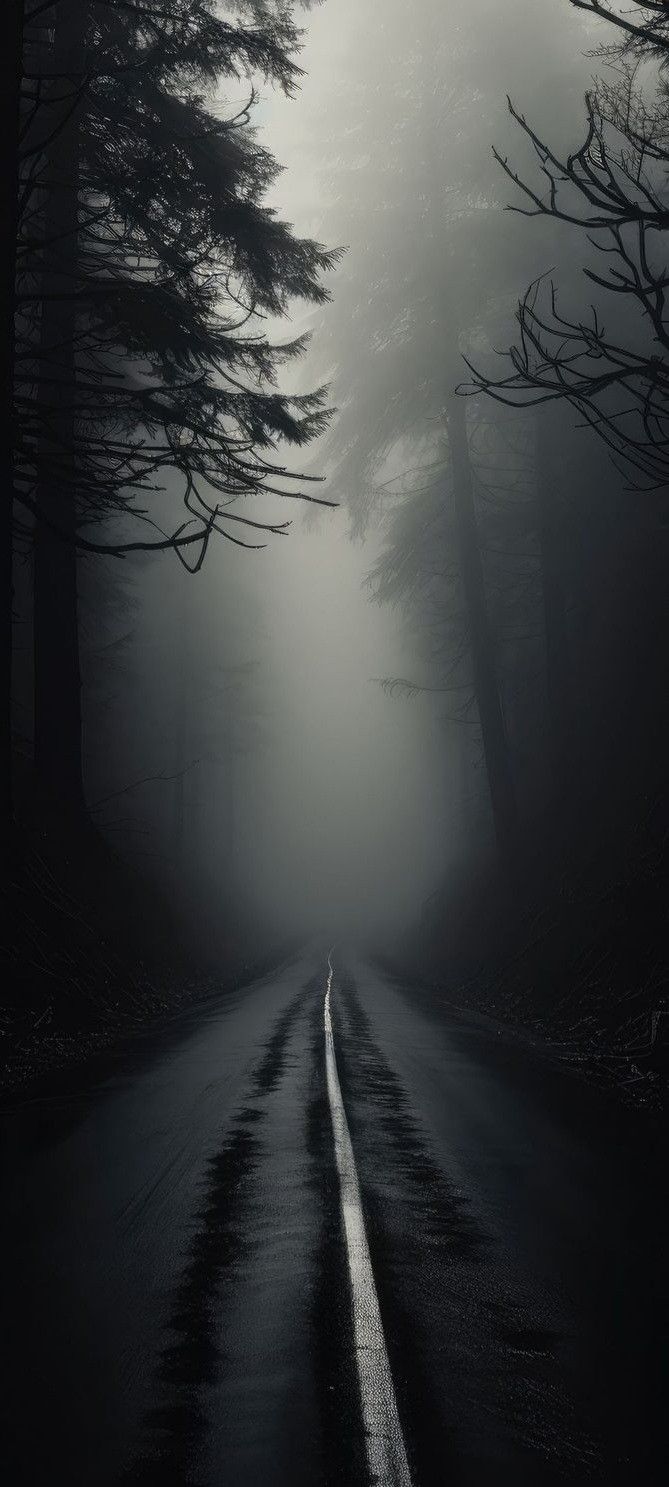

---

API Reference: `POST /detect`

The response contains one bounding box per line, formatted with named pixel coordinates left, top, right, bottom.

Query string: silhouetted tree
left=305, top=0, right=584, bottom=850
left=464, top=0, right=669, bottom=838
left=2, top=1, right=25, bottom=842
left=467, top=8, right=669, bottom=493
left=533, top=404, right=574, bottom=790
left=14, top=0, right=338, bottom=816
left=446, top=393, right=517, bottom=849
left=32, top=0, right=86, bottom=812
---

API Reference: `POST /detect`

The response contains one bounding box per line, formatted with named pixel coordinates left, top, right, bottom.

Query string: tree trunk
left=446, top=394, right=517, bottom=853
left=2, top=1, right=25, bottom=840
left=534, top=405, right=573, bottom=793
left=171, top=578, right=192, bottom=868
left=171, top=680, right=186, bottom=866
left=33, top=1, right=86, bottom=817
left=220, top=723, right=235, bottom=891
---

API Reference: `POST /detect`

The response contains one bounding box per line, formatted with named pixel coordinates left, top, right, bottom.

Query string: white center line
left=324, top=951, right=412, bottom=1487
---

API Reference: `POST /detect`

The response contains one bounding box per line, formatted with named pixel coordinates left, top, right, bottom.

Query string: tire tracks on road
left=124, top=975, right=316, bottom=1487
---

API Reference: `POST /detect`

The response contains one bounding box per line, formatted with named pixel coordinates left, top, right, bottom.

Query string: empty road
left=0, top=951, right=664, bottom=1485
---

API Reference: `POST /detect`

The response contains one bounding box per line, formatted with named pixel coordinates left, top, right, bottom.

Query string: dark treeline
left=10, top=0, right=337, bottom=812
left=4, top=0, right=337, bottom=1067
left=306, top=0, right=667, bottom=1096
left=3, top=0, right=667, bottom=1098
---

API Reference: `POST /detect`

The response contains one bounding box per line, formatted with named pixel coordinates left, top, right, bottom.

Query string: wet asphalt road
left=0, top=950, right=665, bottom=1486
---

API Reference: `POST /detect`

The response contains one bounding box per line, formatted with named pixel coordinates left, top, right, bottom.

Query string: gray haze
left=86, top=0, right=593, bottom=948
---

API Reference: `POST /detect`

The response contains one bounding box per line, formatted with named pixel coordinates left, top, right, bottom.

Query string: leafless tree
left=465, top=8, right=669, bottom=500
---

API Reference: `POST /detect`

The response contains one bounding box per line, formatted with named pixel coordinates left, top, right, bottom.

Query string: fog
left=76, top=0, right=657, bottom=960
left=84, top=474, right=449, bottom=945
left=7, top=5, right=668, bottom=1476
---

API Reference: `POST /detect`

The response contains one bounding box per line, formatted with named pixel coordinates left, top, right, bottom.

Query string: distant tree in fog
left=308, top=0, right=608, bottom=855
left=8, top=1, right=338, bottom=821
left=307, top=0, right=584, bottom=852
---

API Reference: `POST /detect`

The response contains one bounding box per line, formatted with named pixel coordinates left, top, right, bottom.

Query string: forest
left=2, top=6, right=668, bottom=1486
left=3, top=0, right=667, bottom=1105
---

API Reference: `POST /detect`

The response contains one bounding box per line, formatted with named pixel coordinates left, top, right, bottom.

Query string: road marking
left=324, top=952, right=412, bottom=1487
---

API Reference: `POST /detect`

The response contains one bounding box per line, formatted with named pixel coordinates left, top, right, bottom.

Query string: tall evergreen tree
left=303, top=0, right=591, bottom=852
left=32, top=0, right=86, bottom=811
left=2, top=1, right=26, bottom=841
left=302, top=0, right=583, bottom=849
left=14, top=0, right=338, bottom=816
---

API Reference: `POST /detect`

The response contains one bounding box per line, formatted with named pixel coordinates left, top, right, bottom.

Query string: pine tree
left=2, top=1, right=25, bottom=841
left=305, top=0, right=588, bottom=852
left=14, top=0, right=339, bottom=816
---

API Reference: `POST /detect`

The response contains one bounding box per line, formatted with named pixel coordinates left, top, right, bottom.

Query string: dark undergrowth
left=2, top=809, right=291, bottom=1095
left=399, top=794, right=668, bottom=1111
